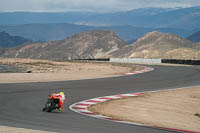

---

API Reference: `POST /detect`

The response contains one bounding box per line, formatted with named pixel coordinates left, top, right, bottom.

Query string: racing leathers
left=52, top=93, right=66, bottom=111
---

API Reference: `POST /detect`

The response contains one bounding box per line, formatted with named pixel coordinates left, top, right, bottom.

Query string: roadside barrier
left=110, top=58, right=161, bottom=64
left=161, top=59, right=200, bottom=65
left=74, top=58, right=110, bottom=61
left=110, top=58, right=200, bottom=65
left=74, top=58, right=200, bottom=65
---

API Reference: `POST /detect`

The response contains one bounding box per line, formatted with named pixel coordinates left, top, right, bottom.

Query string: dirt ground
left=89, top=87, right=200, bottom=132
left=0, top=58, right=140, bottom=83
left=0, top=125, right=52, bottom=133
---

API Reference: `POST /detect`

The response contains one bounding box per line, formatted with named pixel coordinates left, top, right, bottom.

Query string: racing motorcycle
left=43, top=93, right=60, bottom=112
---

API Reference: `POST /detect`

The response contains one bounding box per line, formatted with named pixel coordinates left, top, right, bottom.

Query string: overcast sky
left=1, top=0, right=200, bottom=12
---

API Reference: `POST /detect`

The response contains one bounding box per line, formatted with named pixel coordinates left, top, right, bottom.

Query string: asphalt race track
left=0, top=65, right=200, bottom=133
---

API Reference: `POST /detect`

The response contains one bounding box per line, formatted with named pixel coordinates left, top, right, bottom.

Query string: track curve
left=0, top=65, right=200, bottom=133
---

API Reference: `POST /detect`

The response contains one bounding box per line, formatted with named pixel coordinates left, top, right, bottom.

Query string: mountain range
left=0, top=6, right=200, bottom=42
left=1, top=6, right=200, bottom=30
left=1, top=30, right=200, bottom=60
left=0, top=31, right=32, bottom=48
left=0, top=23, right=192, bottom=42
left=187, top=31, right=200, bottom=42
left=1, top=30, right=126, bottom=60
left=1, top=6, right=199, bottom=60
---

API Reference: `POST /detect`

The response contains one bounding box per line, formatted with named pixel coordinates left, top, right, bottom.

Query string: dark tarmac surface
left=0, top=65, right=200, bottom=133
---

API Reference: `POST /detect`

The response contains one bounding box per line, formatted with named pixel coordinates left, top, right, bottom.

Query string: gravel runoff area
left=0, top=58, right=142, bottom=83
left=89, top=87, right=200, bottom=132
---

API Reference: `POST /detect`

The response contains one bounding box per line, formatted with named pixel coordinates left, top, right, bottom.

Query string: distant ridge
left=1, top=6, right=200, bottom=43
left=187, top=31, right=200, bottom=42
left=110, top=31, right=200, bottom=60
left=1, top=30, right=127, bottom=61
left=0, top=31, right=32, bottom=48
left=0, top=6, right=200, bottom=29
left=1, top=31, right=200, bottom=61
left=0, top=23, right=191, bottom=42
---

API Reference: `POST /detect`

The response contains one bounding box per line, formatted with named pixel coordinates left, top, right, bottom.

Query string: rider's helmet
left=59, top=92, right=64, bottom=95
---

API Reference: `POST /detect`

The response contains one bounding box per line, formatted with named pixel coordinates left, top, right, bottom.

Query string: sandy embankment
left=0, top=58, right=141, bottom=83
left=89, top=87, right=200, bottom=132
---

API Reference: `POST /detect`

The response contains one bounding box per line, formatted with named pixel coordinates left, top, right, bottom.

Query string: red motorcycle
left=43, top=94, right=60, bottom=112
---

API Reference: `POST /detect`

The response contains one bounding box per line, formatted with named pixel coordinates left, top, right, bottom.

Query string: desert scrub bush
left=195, top=113, right=200, bottom=118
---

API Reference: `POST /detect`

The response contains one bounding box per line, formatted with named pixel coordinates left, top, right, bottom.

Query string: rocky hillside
left=111, top=31, right=200, bottom=59
left=0, top=47, right=4, bottom=55
left=0, top=31, right=32, bottom=48
left=187, top=31, right=200, bottom=42
left=1, top=30, right=127, bottom=61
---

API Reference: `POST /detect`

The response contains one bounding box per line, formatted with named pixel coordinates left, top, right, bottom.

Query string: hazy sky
left=1, top=0, right=200, bottom=12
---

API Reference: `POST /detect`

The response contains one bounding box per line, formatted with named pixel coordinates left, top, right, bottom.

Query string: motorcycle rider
left=51, top=91, right=66, bottom=111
